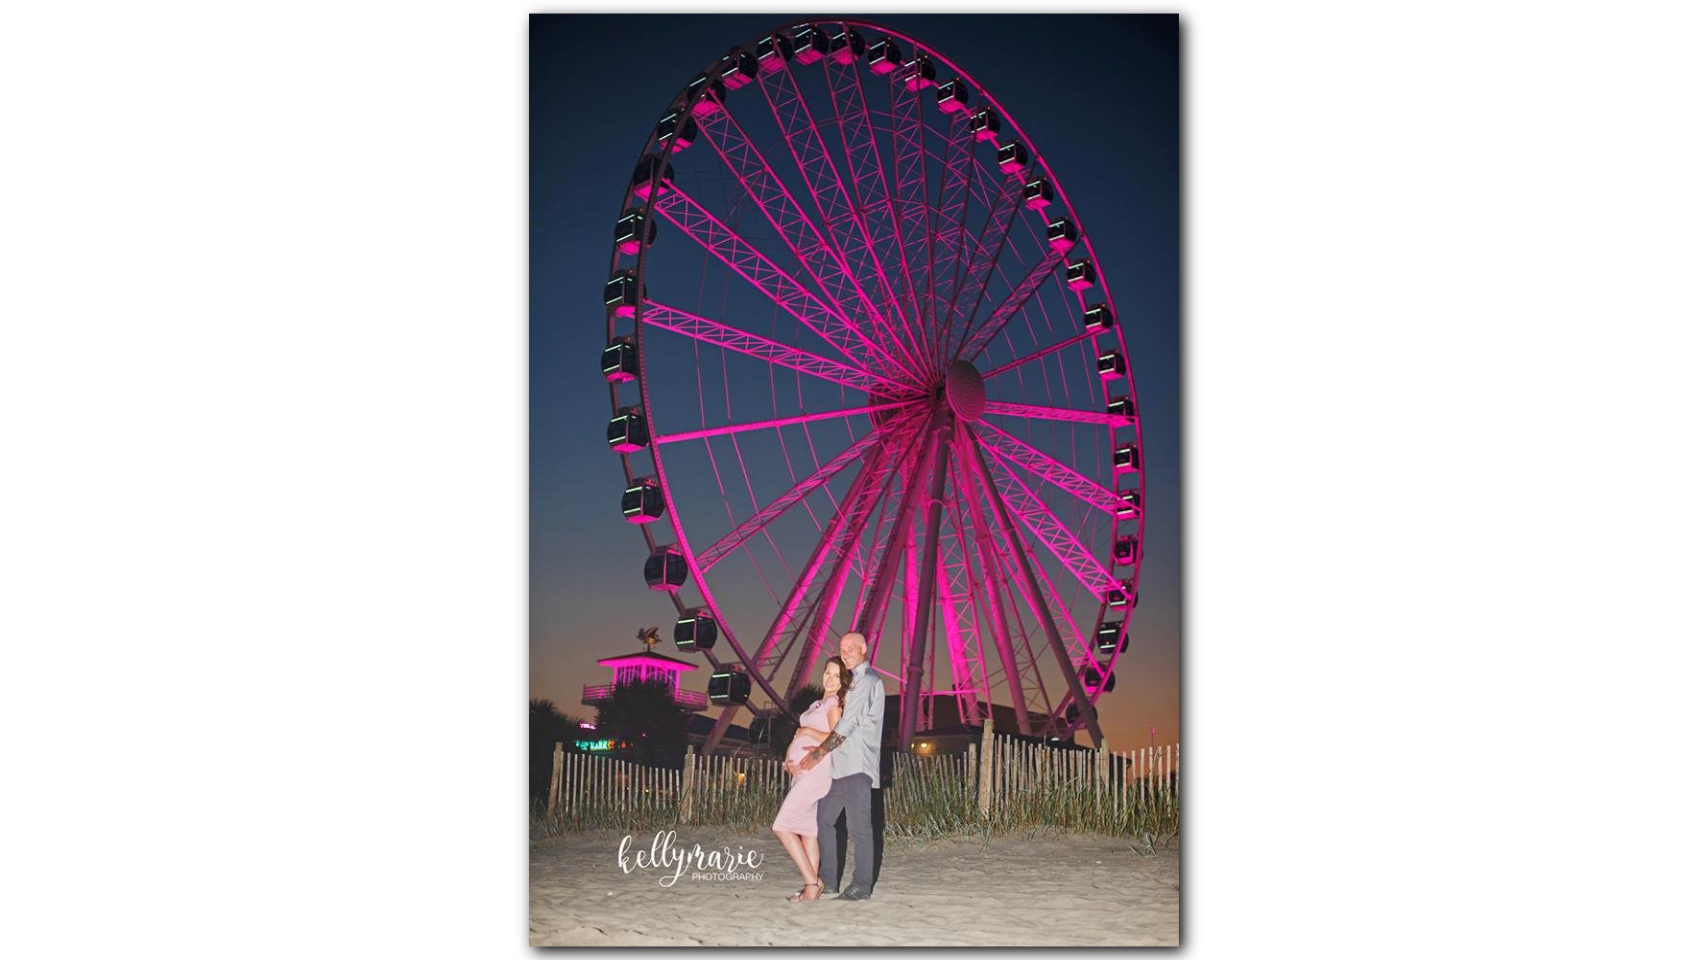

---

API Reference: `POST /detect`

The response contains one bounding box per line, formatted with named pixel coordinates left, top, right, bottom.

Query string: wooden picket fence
left=977, top=731, right=1178, bottom=838
left=885, top=750, right=979, bottom=837
left=545, top=748, right=789, bottom=832
left=541, top=719, right=1178, bottom=841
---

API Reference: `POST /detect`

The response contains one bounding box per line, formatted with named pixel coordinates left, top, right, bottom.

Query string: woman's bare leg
left=772, top=827, right=816, bottom=887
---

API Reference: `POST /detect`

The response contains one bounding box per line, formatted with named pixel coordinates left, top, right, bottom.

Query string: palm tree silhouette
left=529, top=698, right=586, bottom=801
left=595, top=677, right=689, bottom=765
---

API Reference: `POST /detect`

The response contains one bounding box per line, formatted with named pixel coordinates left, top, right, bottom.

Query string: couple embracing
left=769, top=631, right=884, bottom=902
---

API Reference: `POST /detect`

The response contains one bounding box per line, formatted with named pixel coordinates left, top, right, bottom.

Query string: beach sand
left=529, top=828, right=1179, bottom=947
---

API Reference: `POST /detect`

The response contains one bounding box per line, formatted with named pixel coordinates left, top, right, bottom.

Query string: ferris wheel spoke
left=983, top=400, right=1132, bottom=428
left=696, top=406, right=925, bottom=571
left=968, top=427, right=1119, bottom=668
left=824, top=42, right=930, bottom=361
left=978, top=454, right=1122, bottom=680
left=928, top=97, right=978, bottom=366
left=694, top=98, right=927, bottom=390
left=988, top=197, right=1091, bottom=392
left=974, top=440, right=1126, bottom=601
left=976, top=251, right=1052, bottom=399
left=984, top=330, right=1096, bottom=379
left=973, top=421, right=1126, bottom=516
left=692, top=102, right=851, bottom=295
left=640, top=300, right=909, bottom=395
left=997, top=242, right=1099, bottom=415
left=653, top=400, right=915, bottom=446
left=755, top=57, right=932, bottom=381
left=958, top=245, right=1069, bottom=361
left=650, top=190, right=878, bottom=373
left=944, top=173, right=1028, bottom=355
left=959, top=426, right=1104, bottom=743
left=887, top=59, right=936, bottom=341
left=1013, top=529, right=1101, bottom=668
left=1011, top=215, right=1093, bottom=375
left=962, top=136, right=1012, bottom=209
left=1001, top=574, right=1052, bottom=719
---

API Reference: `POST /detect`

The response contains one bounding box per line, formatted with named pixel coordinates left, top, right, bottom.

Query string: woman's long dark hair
left=824, top=656, right=852, bottom=712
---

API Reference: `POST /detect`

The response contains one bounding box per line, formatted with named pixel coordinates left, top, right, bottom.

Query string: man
left=786, top=630, right=884, bottom=900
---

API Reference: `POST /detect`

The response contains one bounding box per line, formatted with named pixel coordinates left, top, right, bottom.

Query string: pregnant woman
left=770, top=657, right=849, bottom=903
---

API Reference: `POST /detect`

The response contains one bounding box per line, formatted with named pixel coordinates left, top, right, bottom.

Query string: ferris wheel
left=599, top=19, right=1146, bottom=750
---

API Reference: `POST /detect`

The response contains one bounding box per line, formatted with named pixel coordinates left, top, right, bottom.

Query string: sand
left=529, top=828, right=1179, bottom=947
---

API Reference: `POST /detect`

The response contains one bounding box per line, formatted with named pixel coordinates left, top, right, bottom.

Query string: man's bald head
left=838, top=631, right=868, bottom=668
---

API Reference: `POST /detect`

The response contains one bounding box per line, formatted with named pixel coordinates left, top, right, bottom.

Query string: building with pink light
left=580, top=646, right=709, bottom=712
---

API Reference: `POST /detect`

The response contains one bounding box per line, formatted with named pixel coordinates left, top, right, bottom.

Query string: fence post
left=547, top=742, right=564, bottom=830
left=680, top=746, right=695, bottom=823
left=575, top=750, right=585, bottom=829
left=977, top=718, right=994, bottom=817
left=571, top=748, right=581, bottom=827
left=1096, top=741, right=1108, bottom=808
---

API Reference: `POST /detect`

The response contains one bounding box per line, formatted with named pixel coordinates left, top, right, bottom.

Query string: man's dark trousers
left=816, top=773, right=874, bottom=893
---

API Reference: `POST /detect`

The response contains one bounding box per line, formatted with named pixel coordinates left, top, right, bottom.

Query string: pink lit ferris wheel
left=600, top=20, right=1145, bottom=751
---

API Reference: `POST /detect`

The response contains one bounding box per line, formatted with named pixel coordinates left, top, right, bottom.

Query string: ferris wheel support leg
left=854, top=404, right=947, bottom=653
left=967, top=431, right=1106, bottom=748
left=785, top=548, right=857, bottom=697
left=789, top=413, right=932, bottom=697
left=950, top=424, right=1035, bottom=739
left=896, top=414, right=953, bottom=751
left=700, top=430, right=903, bottom=758
left=701, top=702, right=747, bottom=758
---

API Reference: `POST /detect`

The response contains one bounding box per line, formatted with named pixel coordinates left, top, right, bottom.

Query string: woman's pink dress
left=771, top=697, right=836, bottom=836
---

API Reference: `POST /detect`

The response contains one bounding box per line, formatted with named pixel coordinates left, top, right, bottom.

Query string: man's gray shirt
left=825, top=661, right=885, bottom=787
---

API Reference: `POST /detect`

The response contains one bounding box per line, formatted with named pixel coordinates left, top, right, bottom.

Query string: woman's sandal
left=787, top=879, right=824, bottom=903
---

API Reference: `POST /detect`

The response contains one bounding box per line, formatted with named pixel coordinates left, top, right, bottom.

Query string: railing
left=580, top=683, right=709, bottom=710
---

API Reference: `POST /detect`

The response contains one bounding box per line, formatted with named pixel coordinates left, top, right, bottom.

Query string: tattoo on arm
left=806, top=732, right=845, bottom=761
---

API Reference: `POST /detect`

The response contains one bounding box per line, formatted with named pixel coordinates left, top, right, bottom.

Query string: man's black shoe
left=835, top=886, right=872, bottom=900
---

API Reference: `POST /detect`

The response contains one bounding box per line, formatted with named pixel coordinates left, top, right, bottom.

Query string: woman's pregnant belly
left=787, top=733, right=823, bottom=765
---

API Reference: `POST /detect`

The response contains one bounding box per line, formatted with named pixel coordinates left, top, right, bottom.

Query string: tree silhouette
left=766, top=684, right=826, bottom=758
left=529, top=698, right=586, bottom=801
left=594, top=677, right=689, bottom=766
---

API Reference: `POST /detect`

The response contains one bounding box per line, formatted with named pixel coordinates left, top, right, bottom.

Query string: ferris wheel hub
left=944, top=359, right=986, bottom=423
